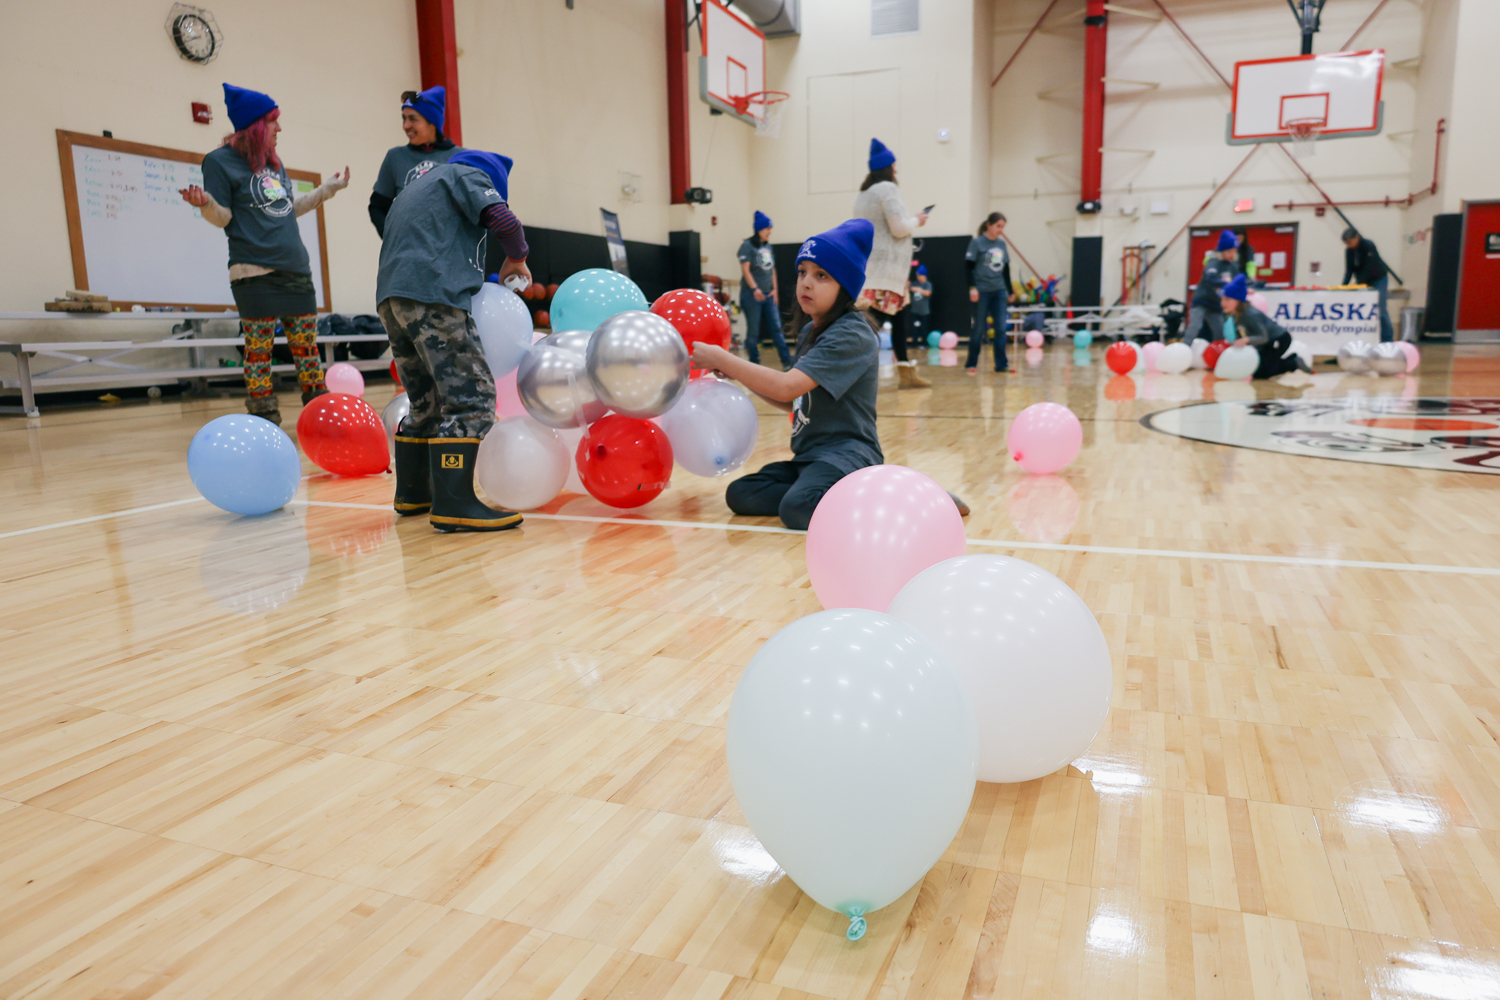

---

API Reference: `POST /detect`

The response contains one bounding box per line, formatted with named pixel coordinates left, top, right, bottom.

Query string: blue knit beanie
left=402, top=86, right=446, bottom=134
left=222, top=83, right=277, bottom=133
left=1221, top=273, right=1248, bottom=302
left=753, top=210, right=772, bottom=232
left=868, top=138, right=896, bottom=171
left=796, top=219, right=875, bottom=299
left=449, top=149, right=513, bottom=201
left=916, top=264, right=928, bottom=276
left=1216, top=229, right=1239, bottom=252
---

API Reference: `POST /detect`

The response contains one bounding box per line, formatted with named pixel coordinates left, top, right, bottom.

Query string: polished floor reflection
left=2, top=342, right=1500, bottom=999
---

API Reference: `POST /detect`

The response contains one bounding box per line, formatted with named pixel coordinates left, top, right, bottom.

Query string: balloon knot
left=845, top=908, right=867, bottom=941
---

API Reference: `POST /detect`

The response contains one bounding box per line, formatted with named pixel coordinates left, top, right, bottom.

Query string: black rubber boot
left=393, top=427, right=432, bottom=516
left=428, top=438, right=522, bottom=533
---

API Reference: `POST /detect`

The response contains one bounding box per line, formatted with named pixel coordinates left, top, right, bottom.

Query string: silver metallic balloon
left=1367, top=341, right=1407, bottom=376
left=516, top=331, right=609, bottom=428
left=1336, top=340, right=1373, bottom=374
left=381, top=391, right=410, bottom=453
left=585, top=310, right=690, bottom=418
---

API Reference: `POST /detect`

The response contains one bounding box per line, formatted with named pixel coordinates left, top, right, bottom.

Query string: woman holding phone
left=852, top=138, right=930, bottom=388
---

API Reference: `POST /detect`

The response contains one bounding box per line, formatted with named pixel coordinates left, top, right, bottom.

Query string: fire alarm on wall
left=192, top=102, right=212, bottom=124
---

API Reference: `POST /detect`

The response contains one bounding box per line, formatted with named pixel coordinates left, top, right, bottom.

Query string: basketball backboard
left=1227, top=50, right=1384, bottom=145
left=699, top=0, right=767, bottom=127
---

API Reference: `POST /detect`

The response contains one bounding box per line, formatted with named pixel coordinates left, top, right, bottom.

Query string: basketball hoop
left=730, top=90, right=789, bottom=139
left=1285, top=116, right=1324, bottom=159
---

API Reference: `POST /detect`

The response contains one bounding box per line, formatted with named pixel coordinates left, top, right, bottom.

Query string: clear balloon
left=1155, top=342, right=1192, bottom=374
left=805, top=465, right=968, bottom=611
left=517, top=330, right=609, bottom=429
left=325, top=361, right=365, bottom=397
left=939, top=331, right=959, bottom=349
left=1141, top=341, right=1165, bottom=371
left=550, top=268, right=649, bottom=333
left=657, top=376, right=759, bottom=477
left=476, top=416, right=570, bottom=510
left=296, top=394, right=389, bottom=476
left=1025, top=330, right=1044, bottom=348
left=1214, top=345, right=1260, bottom=380
left=557, top=426, right=586, bottom=494
left=1337, top=340, right=1373, bottom=373
left=187, top=414, right=302, bottom=515
left=726, top=609, right=977, bottom=937
left=1008, top=402, right=1082, bottom=474
left=471, top=282, right=535, bottom=378
left=381, top=391, right=409, bottom=454
left=585, top=310, right=690, bottom=418
left=1368, top=341, right=1407, bottom=375
left=887, top=554, right=1112, bottom=783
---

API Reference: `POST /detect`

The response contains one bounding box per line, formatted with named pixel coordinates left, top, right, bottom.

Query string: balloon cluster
left=729, top=465, right=1112, bottom=941
left=472, top=270, right=760, bottom=510
left=1338, top=339, right=1420, bottom=375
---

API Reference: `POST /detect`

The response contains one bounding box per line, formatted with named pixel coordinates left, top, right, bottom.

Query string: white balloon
left=658, top=377, right=759, bottom=477
left=1214, top=345, right=1259, bottom=380
left=557, top=426, right=586, bottom=494
left=887, top=555, right=1112, bottom=784
left=475, top=417, right=570, bottom=510
left=1190, top=338, right=1210, bottom=369
left=1155, top=342, right=1192, bottom=375
left=471, top=283, right=535, bottom=378
left=727, top=609, right=977, bottom=938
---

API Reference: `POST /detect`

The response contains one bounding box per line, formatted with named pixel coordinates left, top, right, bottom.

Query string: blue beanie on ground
left=402, top=85, right=447, bottom=134
left=1216, top=229, right=1239, bottom=252
left=754, top=210, right=772, bottom=231
left=222, top=83, right=277, bottom=133
left=1221, top=273, right=1248, bottom=302
left=450, top=149, right=514, bottom=202
left=796, top=219, right=875, bottom=300
left=868, top=138, right=896, bottom=171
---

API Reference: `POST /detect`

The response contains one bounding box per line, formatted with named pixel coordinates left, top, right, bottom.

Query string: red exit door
left=1457, top=200, right=1500, bottom=337
left=1187, top=223, right=1300, bottom=297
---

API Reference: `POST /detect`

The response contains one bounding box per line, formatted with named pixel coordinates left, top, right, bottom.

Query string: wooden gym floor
left=3, top=342, right=1500, bottom=999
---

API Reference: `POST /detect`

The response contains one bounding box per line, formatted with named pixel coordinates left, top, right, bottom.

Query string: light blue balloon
left=187, top=414, right=301, bottom=515
left=1072, top=347, right=1093, bottom=367
left=1073, top=330, right=1092, bottom=348
left=550, top=268, right=648, bottom=333
left=927, top=330, right=942, bottom=348
left=879, top=328, right=892, bottom=349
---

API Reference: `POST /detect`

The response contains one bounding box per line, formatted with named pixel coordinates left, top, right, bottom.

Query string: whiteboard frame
left=56, top=129, right=332, bottom=312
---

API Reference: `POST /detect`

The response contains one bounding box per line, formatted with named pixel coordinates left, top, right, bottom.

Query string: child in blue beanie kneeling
left=689, top=219, right=883, bottom=530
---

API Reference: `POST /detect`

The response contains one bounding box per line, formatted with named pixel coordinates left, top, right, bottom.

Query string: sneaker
left=1293, top=355, right=1313, bottom=374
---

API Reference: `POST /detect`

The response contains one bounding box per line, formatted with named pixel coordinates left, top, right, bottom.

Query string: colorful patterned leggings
left=240, top=315, right=324, bottom=397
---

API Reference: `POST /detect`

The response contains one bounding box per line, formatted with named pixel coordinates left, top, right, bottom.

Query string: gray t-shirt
left=790, top=310, right=883, bottom=475
left=737, top=238, right=776, bottom=294
left=910, top=278, right=932, bottom=316
left=376, top=162, right=505, bottom=311
left=201, top=146, right=310, bottom=274
left=373, top=142, right=463, bottom=200
left=966, top=235, right=1010, bottom=292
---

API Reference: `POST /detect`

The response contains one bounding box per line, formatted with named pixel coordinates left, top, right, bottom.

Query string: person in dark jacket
left=1186, top=229, right=1239, bottom=344
left=1223, top=274, right=1311, bottom=378
left=368, top=86, right=463, bottom=238
left=1342, top=227, right=1394, bottom=342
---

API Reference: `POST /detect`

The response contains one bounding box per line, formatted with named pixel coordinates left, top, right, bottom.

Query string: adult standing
left=737, top=211, right=793, bottom=368
left=179, top=83, right=348, bottom=425
left=368, top=86, right=462, bottom=238
left=965, top=212, right=1014, bottom=373
left=376, top=150, right=531, bottom=532
left=1185, top=229, right=1239, bottom=344
left=852, top=138, right=930, bottom=388
left=1342, top=227, right=1394, bottom=342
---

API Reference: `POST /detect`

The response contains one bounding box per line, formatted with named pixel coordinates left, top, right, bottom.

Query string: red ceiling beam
left=1079, top=0, right=1107, bottom=210
left=414, top=0, right=462, bottom=144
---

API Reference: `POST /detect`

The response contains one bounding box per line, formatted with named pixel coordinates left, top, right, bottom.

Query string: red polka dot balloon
left=296, top=393, right=389, bottom=477
left=651, top=289, right=732, bottom=370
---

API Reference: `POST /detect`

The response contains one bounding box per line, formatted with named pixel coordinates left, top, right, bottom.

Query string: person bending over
left=689, top=220, right=881, bottom=530
left=1342, top=227, right=1394, bottom=343
left=1222, top=274, right=1312, bottom=379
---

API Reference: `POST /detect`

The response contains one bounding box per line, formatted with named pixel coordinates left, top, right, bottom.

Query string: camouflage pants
left=377, top=297, right=497, bottom=439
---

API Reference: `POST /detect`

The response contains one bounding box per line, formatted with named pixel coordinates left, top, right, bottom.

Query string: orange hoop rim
left=1284, top=116, right=1325, bottom=140
left=729, top=90, right=790, bottom=115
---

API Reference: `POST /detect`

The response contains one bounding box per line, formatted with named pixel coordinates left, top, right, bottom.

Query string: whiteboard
left=58, top=131, right=329, bottom=310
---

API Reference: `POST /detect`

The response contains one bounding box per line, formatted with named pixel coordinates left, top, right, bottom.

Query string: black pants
left=726, top=459, right=847, bottom=530
left=870, top=308, right=909, bottom=362
left=1254, top=332, right=1299, bottom=379
left=910, top=314, right=929, bottom=347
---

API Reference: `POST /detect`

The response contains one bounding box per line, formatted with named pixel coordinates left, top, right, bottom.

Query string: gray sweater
left=1234, top=304, right=1287, bottom=347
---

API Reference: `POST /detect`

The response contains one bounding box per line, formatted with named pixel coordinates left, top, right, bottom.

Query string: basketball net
left=1285, top=117, right=1323, bottom=159
left=730, top=91, right=789, bottom=140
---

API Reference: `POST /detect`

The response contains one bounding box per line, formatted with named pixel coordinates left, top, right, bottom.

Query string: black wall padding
left=485, top=226, right=674, bottom=302
left=1425, top=213, right=1462, bottom=336
left=1070, top=235, right=1103, bottom=310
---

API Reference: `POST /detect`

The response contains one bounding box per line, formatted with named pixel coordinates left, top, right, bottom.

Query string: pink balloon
left=1007, top=401, right=1082, bottom=474
left=1141, top=341, right=1165, bottom=371
left=1247, top=291, right=1271, bottom=314
left=1025, top=330, right=1044, bottom=348
left=939, top=331, right=959, bottom=349
left=1397, top=341, right=1420, bottom=372
left=325, top=362, right=365, bottom=397
left=805, top=465, right=968, bottom=611
left=495, top=367, right=528, bottom=418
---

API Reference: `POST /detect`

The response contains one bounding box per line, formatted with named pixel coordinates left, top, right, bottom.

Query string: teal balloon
left=1072, top=347, right=1092, bottom=367
left=927, top=330, right=941, bottom=348
left=1073, top=331, right=1092, bottom=348
left=550, top=268, right=648, bottom=333
left=187, top=414, right=301, bottom=515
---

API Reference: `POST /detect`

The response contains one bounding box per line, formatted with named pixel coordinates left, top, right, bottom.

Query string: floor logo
left=1144, top=398, right=1500, bottom=474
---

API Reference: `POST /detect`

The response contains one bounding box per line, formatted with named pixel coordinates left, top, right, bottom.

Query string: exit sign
left=1233, top=198, right=1255, bottom=213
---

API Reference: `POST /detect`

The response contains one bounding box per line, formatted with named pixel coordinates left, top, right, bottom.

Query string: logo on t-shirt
left=757, top=247, right=774, bottom=270
left=403, top=160, right=439, bottom=187
left=791, top=394, right=810, bottom=437
left=985, top=246, right=1008, bottom=272
left=250, top=170, right=293, bottom=218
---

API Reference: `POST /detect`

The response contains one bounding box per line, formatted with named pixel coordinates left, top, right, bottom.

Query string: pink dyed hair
left=222, top=107, right=282, bottom=174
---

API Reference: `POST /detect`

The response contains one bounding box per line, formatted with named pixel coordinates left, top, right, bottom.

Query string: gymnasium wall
left=987, top=0, right=1429, bottom=309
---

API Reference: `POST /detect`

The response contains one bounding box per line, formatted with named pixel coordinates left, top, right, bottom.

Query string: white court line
left=5, top=496, right=1498, bottom=579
